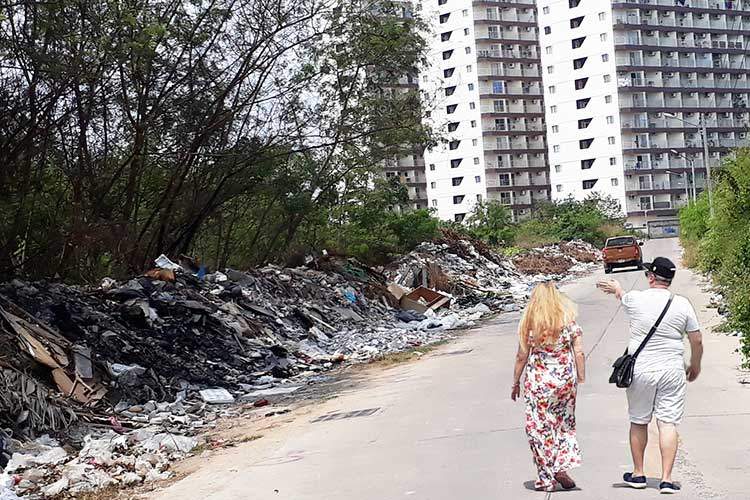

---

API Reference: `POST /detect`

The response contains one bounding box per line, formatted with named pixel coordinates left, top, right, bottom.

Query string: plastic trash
left=154, top=254, right=182, bottom=271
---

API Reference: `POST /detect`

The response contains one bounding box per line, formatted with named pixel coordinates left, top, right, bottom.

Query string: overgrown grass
left=679, top=151, right=750, bottom=367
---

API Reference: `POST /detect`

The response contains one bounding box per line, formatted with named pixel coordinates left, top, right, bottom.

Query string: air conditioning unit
left=741, top=132, right=747, bottom=139
left=666, top=72, right=674, bottom=77
left=521, top=190, right=527, bottom=195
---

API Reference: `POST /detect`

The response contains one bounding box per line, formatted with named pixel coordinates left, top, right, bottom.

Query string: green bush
left=681, top=149, right=750, bottom=366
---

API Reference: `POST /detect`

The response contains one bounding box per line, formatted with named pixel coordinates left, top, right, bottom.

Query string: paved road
left=153, top=239, right=750, bottom=500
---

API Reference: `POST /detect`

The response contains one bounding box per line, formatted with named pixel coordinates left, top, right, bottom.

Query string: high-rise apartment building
left=539, top=0, right=750, bottom=226
left=419, top=0, right=550, bottom=222
left=382, top=2, right=429, bottom=211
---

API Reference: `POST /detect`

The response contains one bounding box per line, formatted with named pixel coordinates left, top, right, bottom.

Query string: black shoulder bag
left=609, top=295, right=674, bottom=388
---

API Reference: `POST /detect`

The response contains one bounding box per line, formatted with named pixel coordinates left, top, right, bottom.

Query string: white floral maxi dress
left=524, top=323, right=583, bottom=490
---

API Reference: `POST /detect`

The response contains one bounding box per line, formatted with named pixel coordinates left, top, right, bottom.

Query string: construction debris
left=0, top=233, right=600, bottom=498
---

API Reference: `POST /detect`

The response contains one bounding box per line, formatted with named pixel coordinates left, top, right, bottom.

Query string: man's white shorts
left=626, top=369, right=687, bottom=425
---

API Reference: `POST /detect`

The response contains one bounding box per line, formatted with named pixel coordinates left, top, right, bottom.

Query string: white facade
left=538, top=1, right=627, bottom=204
left=419, top=0, right=550, bottom=222
left=539, top=0, right=750, bottom=226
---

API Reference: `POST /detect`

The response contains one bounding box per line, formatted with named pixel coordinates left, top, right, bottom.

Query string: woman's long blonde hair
left=518, top=282, right=577, bottom=349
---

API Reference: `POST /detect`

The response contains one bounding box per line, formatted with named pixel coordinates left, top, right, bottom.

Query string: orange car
left=602, top=236, right=643, bottom=274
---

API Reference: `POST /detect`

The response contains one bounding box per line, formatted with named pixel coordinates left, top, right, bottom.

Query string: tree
left=466, top=201, right=515, bottom=246
left=0, top=0, right=435, bottom=280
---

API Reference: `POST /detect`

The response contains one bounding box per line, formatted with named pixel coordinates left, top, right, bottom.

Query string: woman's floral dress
left=524, top=322, right=583, bottom=491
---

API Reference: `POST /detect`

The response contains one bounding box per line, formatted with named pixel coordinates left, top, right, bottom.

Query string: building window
left=579, top=138, right=594, bottom=149
left=429, top=164, right=436, bottom=171
left=466, top=64, right=473, bottom=72
left=464, top=28, right=470, bottom=36
left=492, top=81, right=505, bottom=93
left=441, top=32, right=452, bottom=42
left=576, top=98, right=590, bottom=109
left=442, top=50, right=453, bottom=60
left=544, top=26, right=551, bottom=34
left=440, top=13, right=450, bottom=24
left=570, top=16, right=584, bottom=29
left=605, top=95, right=612, bottom=103
left=547, top=65, right=554, bottom=74
left=444, top=68, right=455, bottom=78
left=598, top=12, right=606, bottom=21
left=569, top=0, right=581, bottom=7
left=449, top=140, right=460, bottom=150
left=611, top=178, right=619, bottom=186
left=446, top=104, right=457, bottom=114
left=450, top=158, right=462, bottom=168
left=556, top=184, right=563, bottom=192
left=453, top=195, right=465, bottom=204
left=471, top=120, right=477, bottom=128
left=581, top=159, right=595, bottom=169
left=448, top=122, right=459, bottom=132
left=475, top=175, right=482, bottom=183
left=608, top=136, right=616, bottom=145
left=454, top=213, right=466, bottom=222
left=472, top=139, right=478, bottom=146
left=602, top=53, right=609, bottom=62
left=553, top=145, right=561, bottom=152
left=473, top=157, right=480, bottom=164
left=445, top=86, right=456, bottom=96
left=462, top=9, right=468, bottom=17
left=573, top=57, right=587, bottom=70
left=554, top=165, right=562, bottom=173
left=452, top=177, right=464, bottom=186
left=603, top=74, right=612, bottom=83
left=543, top=6, right=550, bottom=14
left=465, top=46, right=471, bottom=54
left=552, top=125, right=559, bottom=133
left=578, top=118, right=592, bottom=129
left=606, top=115, right=614, bottom=124
left=582, top=179, right=598, bottom=189
left=550, top=105, right=558, bottom=113
left=545, top=46, right=552, bottom=54
left=476, top=194, right=482, bottom=202
left=600, top=33, right=608, bottom=42
left=430, top=181, right=436, bottom=188
left=574, top=77, right=589, bottom=90
left=468, top=83, right=474, bottom=91
left=432, top=199, right=438, bottom=207
left=572, top=37, right=586, bottom=49
left=548, top=85, right=556, bottom=94
left=609, top=157, right=617, bottom=165
left=469, top=102, right=476, bottom=109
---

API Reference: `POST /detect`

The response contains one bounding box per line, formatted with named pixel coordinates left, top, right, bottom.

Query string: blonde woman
left=511, top=282, right=586, bottom=492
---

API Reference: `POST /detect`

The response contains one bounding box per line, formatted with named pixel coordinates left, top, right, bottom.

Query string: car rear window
left=606, top=237, right=636, bottom=247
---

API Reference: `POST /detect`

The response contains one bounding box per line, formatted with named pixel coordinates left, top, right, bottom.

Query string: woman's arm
left=572, top=325, right=586, bottom=383
left=511, top=344, right=529, bottom=401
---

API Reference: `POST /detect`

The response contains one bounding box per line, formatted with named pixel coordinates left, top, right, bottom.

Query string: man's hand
left=686, top=364, right=701, bottom=382
left=597, top=279, right=624, bottom=299
left=511, top=383, right=521, bottom=401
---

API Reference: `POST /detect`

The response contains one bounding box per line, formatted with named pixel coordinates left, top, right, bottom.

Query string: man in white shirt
left=598, top=257, right=703, bottom=495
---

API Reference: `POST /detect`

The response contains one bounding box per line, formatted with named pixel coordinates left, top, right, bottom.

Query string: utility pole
left=700, top=114, right=714, bottom=217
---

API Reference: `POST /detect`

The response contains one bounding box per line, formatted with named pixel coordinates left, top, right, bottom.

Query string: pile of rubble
left=0, top=233, right=600, bottom=498
left=512, top=240, right=601, bottom=276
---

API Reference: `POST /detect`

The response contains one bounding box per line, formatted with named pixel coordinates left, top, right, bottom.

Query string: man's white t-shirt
left=621, top=288, right=701, bottom=373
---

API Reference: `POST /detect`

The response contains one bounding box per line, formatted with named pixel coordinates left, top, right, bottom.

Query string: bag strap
left=632, top=295, right=674, bottom=359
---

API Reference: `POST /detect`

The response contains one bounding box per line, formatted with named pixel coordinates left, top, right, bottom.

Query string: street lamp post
left=664, top=112, right=714, bottom=216
left=666, top=169, right=690, bottom=205
left=669, top=149, right=696, bottom=201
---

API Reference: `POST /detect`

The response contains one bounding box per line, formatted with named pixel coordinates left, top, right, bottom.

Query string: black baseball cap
left=643, top=257, right=677, bottom=280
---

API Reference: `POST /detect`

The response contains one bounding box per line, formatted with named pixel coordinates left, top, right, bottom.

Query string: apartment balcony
left=478, top=65, right=540, bottom=78
left=476, top=49, right=538, bottom=60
